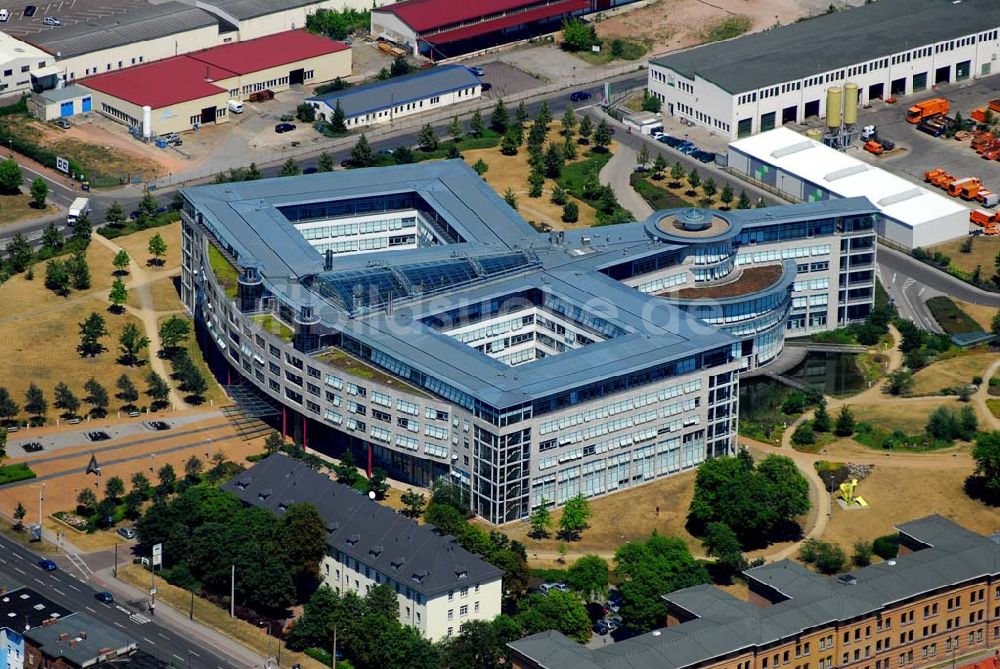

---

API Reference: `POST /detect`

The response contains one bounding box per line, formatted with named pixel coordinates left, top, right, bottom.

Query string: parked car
left=593, top=618, right=619, bottom=635
left=41, top=15, right=59, bottom=25
left=95, top=592, right=114, bottom=604
left=117, top=527, right=136, bottom=539
left=274, top=122, right=296, bottom=133
left=248, top=89, right=274, bottom=102
left=692, top=149, right=716, bottom=163
left=469, top=65, right=485, bottom=76
left=22, top=442, right=43, bottom=452
left=651, top=131, right=666, bottom=141
left=480, top=82, right=492, bottom=92
left=23, top=5, right=36, bottom=16
left=0, top=10, right=9, bottom=22
left=37, top=559, right=57, bottom=571
left=678, top=142, right=698, bottom=155
left=570, top=91, right=592, bottom=102
left=162, top=133, right=181, bottom=145
left=54, top=118, right=70, bottom=129
left=303, top=166, right=317, bottom=174
left=539, top=583, right=570, bottom=594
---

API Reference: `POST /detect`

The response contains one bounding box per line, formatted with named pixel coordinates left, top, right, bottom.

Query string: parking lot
left=477, top=60, right=544, bottom=100
left=0, top=0, right=146, bottom=37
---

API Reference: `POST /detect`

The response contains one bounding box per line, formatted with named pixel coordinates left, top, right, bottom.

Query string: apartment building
left=180, top=161, right=876, bottom=525
left=647, top=0, right=1000, bottom=139
left=223, top=456, right=503, bottom=641
left=510, top=515, right=1000, bottom=668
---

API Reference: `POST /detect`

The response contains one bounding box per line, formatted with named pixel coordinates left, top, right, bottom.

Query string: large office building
left=647, top=0, right=1000, bottom=139
left=179, top=161, right=876, bottom=524
left=223, top=456, right=503, bottom=640
left=510, top=515, right=1000, bottom=669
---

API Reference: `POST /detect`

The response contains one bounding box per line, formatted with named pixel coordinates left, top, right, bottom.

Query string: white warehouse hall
left=728, top=128, right=967, bottom=249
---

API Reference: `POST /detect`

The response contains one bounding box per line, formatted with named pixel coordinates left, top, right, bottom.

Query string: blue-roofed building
left=179, top=160, right=877, bottom=524
left=307, top=64, right=481, bottom=129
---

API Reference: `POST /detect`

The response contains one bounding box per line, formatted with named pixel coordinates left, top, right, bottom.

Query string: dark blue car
left=37, top=559, right=56, bottom=571
left=570, top=91, right=592, bottom=102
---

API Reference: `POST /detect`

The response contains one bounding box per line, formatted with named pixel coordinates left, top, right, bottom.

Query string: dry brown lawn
left=822, top=464, right=999, bottom=551
left=0, top=194, right=53, bottom=228
left=954, top=300, right=997, bottom=331
left=930, top=235, right=1000, bottom=282
left=128, top=276, right=181, bottom=312
left=851, top=398, right=960, bottom=434
left=910, top=352, right=994, bottom=395
left=462, top=126, right=603, bottom=231
left=488, top=470, right=701, bottom=563
left=115, top=222, right=182, bottom=271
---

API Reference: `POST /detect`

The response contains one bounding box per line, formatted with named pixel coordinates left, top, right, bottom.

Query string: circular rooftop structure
left=644, top=208, right=741, bottom=244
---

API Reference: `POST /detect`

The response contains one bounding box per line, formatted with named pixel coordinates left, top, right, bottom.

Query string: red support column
left=302, top=416, right=308, bottom=450
left=367, top=443, right=373, bottom=478
left=281, top=406, right=287, bottom=440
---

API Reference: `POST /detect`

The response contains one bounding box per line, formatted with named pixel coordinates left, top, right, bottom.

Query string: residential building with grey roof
left=647, top=0, right=1000, bottom=139
left=223, top=455, right=503, bottom=640
left=179, top=160, right=876, bottom=527
left=510, top=515, right=1000, bottom=669
left=24, top=613, right=136, bottom=668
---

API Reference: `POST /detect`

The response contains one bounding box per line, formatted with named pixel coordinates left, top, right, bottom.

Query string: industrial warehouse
left=647, top=0, right=1000, bottom=139
left=179, top=161, right=877, bottom=525
left=80, top=30, right=351, bottom=136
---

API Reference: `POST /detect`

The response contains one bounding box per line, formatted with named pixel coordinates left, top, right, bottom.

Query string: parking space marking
left=14, top=567, right=25, bottom=574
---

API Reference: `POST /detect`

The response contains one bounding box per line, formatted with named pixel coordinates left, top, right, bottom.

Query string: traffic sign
left=56, top=156, right=69, bottom=174
left=152, top=543, right=163, bottom=566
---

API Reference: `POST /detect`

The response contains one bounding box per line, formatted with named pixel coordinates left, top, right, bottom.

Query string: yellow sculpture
left=839, top=478, right=869, bottom=508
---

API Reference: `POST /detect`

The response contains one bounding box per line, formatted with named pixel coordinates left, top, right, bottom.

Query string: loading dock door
left=912, top=72, right=927, bottom=92
left=804, top=100, right=820, bottom=118
left=760, top=111, right=776, bottom=133
left=59, top=101, right=73, bottom=117
left=289, top=68, right=304, bottom=85
left=81, top=96, right=91, bottom=112
left=956, top=60, right=971, bottom=81
left=935, top=66, right=950, bottom=84
left=890, top=78, right=906, bottom=95
left=868, top=83, right=883, bottom=100
left=201, top=106, right=215, bottom=124
left=781, top=105, right=797, bottom=124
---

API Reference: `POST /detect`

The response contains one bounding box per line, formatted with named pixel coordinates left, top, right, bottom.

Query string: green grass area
left=315, top=348, right=429, bottom=397
left=852, top=422, right=954, bottom=452
left=99, top=210, right=179, bottom=239
left=405, top=131, right=502, bottom=163
left=0, top=463, right=36, bottom=485
left=738, top=378, right=816, bottom=446
left=925, top=296, right=983, bottom=335
left=702, top=15, right=751, bottom=43
left=207, top=245, right=239, bottom=300
left=988, top=398, right=1000, bottom=419
left=251, top=314, right=294, bottom=343
left=630, top=173, right=693, bottom=210
left=571, top=38, right=648, bottom=65
left=556, top=149, right=632, bottom=225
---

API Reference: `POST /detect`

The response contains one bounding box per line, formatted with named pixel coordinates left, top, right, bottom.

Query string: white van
left=0, top=10, right=10, bottom=22
left=228, top=100, right=244, bottom=114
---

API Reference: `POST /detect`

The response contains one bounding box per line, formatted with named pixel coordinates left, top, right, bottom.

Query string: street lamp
left=260, top=622, right=272, bottom=668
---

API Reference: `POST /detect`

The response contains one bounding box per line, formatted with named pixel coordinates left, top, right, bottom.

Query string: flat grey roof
left=198, top=0, right=327, bottom=21
left=0, top=585, right=72, bottom=630
left=25, top=612, right=136, bottom=666
left=36, top=84, right=91, bottom=104
left=222, top=456, right=503, bottom=597
left=651, top=0, right=1000, bottom=94
left=510, top=515, right=1000, bottom=668
left=26, top=2, right=218, bottom=59
left=308, top=65, right=481, bottom=119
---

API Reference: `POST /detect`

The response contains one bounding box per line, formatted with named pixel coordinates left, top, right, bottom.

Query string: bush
left=852, top=541, right=874, bottom=567
left=872, top=533, right=900, bottom=560
left=0, top=463, right=36, bottom=485
left=799, top=539, right=847, bottom=574
left=561, top=201, right=579, bottom=223
left=791, top=422, right=816, bottom=446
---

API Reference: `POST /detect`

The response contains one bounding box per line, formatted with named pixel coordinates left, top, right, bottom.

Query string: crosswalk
left=129, top=613, right=151, bottom=625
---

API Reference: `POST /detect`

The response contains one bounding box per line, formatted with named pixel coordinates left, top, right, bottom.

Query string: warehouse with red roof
left=371, top=0, right=591, bottom=59
left=80, top=30, right=350, bottom=136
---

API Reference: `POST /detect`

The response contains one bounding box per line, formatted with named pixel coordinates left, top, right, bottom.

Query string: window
left=447, top=609, right=454, bottom=620
left=430, top=96, right=440, bottom=104
left=460, top=605, right=468, bottom=617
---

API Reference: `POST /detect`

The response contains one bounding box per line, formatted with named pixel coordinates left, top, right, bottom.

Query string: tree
left=642, top=91, right=662, bottom=113
left=577, top=115, right=592, bottom=144
left=41, top=222, right=62, bottom=251
left=687, top=168, right=701, bottom=190
left=263, top=432, right=283, bottom=455
left=184, top=455, right=203, bottom=481
left=123, top=490, right=143, bottom=520
left=636, top=143, right=650, bottom=171
left=792, top=422, right=816, bottom=446
left=558, top=494, right=591, bottom=540
left=886, top=368, right=914, bottom=396
left=278, top=157, right=300, bottom=177
left=543, top=143, right=564, bottom=178
left=295, top=102, right=315, bottom=123
left=76, top=488, right=98, bottom=515
left=108, top=277, right=128, bottom=311
left=472, top=158, right=489, bottom=176
left=418, top=123, right=439, bottom=151
left=317, top=152, right=334, bottom=173
left=737, top=190, right=752, bottom=209
left=652, top=153, right=668, bottom=179
left=389, top=54, right=411, bottom=77
left=148, top=233, right=167, bottom=265
left=469, top=109, right=485, bottom=138
left=594, top=119, right=612, bottom=150
left=67, top=249, right=90, bottom=290
left=112, top=249, right=131, bottom=275
left=670, top=160, right=686, bottom=183
left=490, top=99, right=509, bottom=132
left=0, top=157, right=22, bottom=193
left=799, top=538, right=847, bottom=574
left=157, top=463, right=177, bottom=494
left=972, top=431, right=1000, bottom=502
left=992, top=310, right=1000, bottom=339
left=528, top=169, right=545, bottom=198
left=560, top=18, right=598, bottom=51
left=116, top=374, right=139, bottom=410
left=24, top=384, right=46, bottom=424
left=6, top=233, right=32, bottom=273
left=702, top=177, right=717, bottom=198
left=367, top=467, right=390, bottom=499
left=333, top=450, right=360, bottom=486
left=500, top=129, right=519, bottom=156
left=351, top=133, right=376, bottom=167
left=137, top=192, right=159, bottom=227
left=835, top=405, right=856, bottom=436
left=503, top=187, right=518, bottom=210
left=719, top=183, right=735, bottom=206
left=401, top=489, right=426, bottom=518
left=119, top=323, right=150, bottom=365
left=146, top=371, right=170, bottom=408
left=702, top=521, right=745, bottom=578
left=131, top=472, right=151, bottom=498
left=443, top=617, right=520, bottom=669
left=550, top=184, right=568, bottom=206
left=83, top=377, right=109, bottom=417
left=158, top=316, right=190, bottom=353
left=44, top=259, right=70, bottom=296
left=282, top=503, right=328, bottom=592
left=447, top=115, right=463, bottom=142
left=852, top=540, right=874, bottom=567
left=561, top=106, right=577, bottom=136
left=562, top=201, right=579, bottom=223
left=529, top=499, right=552, bottom=539
left=105, top=476, right=125, bottom=502
left=329, top=100, right=347, bottom=133
left=516, top=590, right=591, bottom=642
left=53, top=382, right=81, bottom=418
left=105, top=201, right=127, bottom=228
left=516, top=101, right=530, bottom=127
left=29, top=177, right=48, bottom=208
left=566, top=554, right=608, bottom=600
left=70, top=213, right=92, bottom=245
left=0, top=388, right=17, bottom=424
left=13, top=502, right=26, bottom=530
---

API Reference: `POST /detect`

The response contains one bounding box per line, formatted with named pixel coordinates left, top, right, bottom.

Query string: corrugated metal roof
left=308, top=65, right=480, bottom=119
left=375, top=0, right=556, bottom=33
left=198, top=0, right=327, bottom=21
left=187, top=30, right=347, bottom=76
left=650, top=0, right=1000, bottom=95
left=27, top=2, right=218, bottom=59
left=421, top=0, right=588, bottom=44
left=80, top=56, right=231, bottom=108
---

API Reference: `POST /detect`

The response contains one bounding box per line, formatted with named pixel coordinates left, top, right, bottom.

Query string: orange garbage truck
left=906, top=98, right=949, bottom=123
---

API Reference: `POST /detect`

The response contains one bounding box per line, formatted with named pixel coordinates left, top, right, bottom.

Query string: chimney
left=58, top=633, right=69, bottom=641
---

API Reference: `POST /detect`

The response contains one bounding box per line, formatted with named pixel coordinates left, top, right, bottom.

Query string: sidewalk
left=599, top=141, right=653, bottom=220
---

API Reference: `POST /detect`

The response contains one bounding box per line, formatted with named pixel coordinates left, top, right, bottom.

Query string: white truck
left=67, top=197, right=90, bottom=223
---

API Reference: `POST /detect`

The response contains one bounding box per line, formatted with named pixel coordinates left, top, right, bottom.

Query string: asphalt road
left=0, top=534, right=244, bottom=669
